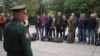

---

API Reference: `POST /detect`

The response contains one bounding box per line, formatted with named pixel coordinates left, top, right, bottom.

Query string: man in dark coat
left=45, top=13, right=52, bottom=37
left=77, top=14, right=87, bottom=43
left=87, top=14, right=96, bottom=45
left=3, top=4, right=33, bottom=56
left=55, top=12, right=63, bottom=37
left=62, top=15, right=67, bottom=37
left=35, top=15, right=41, bottom=39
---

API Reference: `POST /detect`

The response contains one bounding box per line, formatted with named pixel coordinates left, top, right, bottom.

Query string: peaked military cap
left=11, top=4, right=26, bottom=11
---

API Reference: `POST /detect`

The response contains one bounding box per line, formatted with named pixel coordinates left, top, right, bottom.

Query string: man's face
left=48, top=13, right=50, bottom=16
left=58, top=12, right=61, bottom=16
left=71, top=13, right=75, bottom=16
left=91, top=14, right=95, bottom=19
left=70, top=16, right=74, bottom=20
left=63, top=16, right=66, bottom=20
left=94, top=13, right=97, bottom=18
left=1, top=13, right=5, bottom=16
left=43, top=13, right=46, bottom=17
left=37, top=16, right=40, bottom=19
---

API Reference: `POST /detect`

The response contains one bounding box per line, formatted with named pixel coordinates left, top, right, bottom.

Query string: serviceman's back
left=4, top=19, right=33, bottom=56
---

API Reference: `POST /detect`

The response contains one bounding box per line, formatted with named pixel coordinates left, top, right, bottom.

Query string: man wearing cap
left=3, top=4, right=33, bottom=56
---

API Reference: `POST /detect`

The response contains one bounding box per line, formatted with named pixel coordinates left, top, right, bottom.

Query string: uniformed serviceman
left=3, top=4, right=33, bottom=56
left=67, top=16, right=77, bottom=43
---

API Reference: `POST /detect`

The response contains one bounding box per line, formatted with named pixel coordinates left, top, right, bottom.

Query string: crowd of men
left=0, top=4, right=99, bottom=56
left=35, top=12, right=100, bottom=45
left=0, top=11, right=100, bottom=45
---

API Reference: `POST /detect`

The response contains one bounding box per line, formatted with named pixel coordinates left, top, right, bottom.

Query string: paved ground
left=0, top=25, right=100, bottom=56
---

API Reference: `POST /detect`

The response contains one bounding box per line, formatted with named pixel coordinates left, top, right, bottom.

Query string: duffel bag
left=30, top=33, right=37, bottom=41
left=52, top=37, right=63, bottom=43
left=52, top=37, right=58, bottom=42
left=57, top=37, right=63, bottom=43
left=67, top=33, right=75, bottom=43
left=95, top=40, right=100, bottom=46
left=41, top=36, right=52, bottom=41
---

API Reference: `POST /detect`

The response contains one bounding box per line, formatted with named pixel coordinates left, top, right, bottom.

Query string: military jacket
left=3, top=19, right=33, bottom=56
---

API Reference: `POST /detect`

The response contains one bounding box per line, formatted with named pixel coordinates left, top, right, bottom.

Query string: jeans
left=78, top=28, right=86, bottom=42
left=36, top=28, right=40, bottom=39
left=88, top=29, right=95, bottom=44
left=40, top=26, right=45, bottom=37
left=46, top=27, right=51, bottom=36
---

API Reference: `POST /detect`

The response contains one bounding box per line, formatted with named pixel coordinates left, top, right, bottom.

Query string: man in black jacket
left=87, top=14, right=96, bottom=45
left=62, top=15, right=67, bottom=37
left=77, top=14, right=87, bottom=43
left=55, top=12, right=63, bottom=37
left=45, top=13, right=52, bottom=37
left=35, top=15, right=41, bottom=39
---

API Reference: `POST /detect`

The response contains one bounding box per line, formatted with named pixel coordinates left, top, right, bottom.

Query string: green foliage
left=2, top=0, right=100, bottom=17
left=18, top=0, right=40, bottom=16
left=86, top=0, right=100, bottom=16
left=64, top=0, right=88, bottom=16
left=0, top=7, right=3, bottom=13
left=4, top=0, right=40, bottom=16
left=40, top=0, right=100, bottom=17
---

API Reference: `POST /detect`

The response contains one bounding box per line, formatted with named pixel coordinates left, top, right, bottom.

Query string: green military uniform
left=67, top=19, right=77, bottom=43
left=3, top=5, right=33, bottom=56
